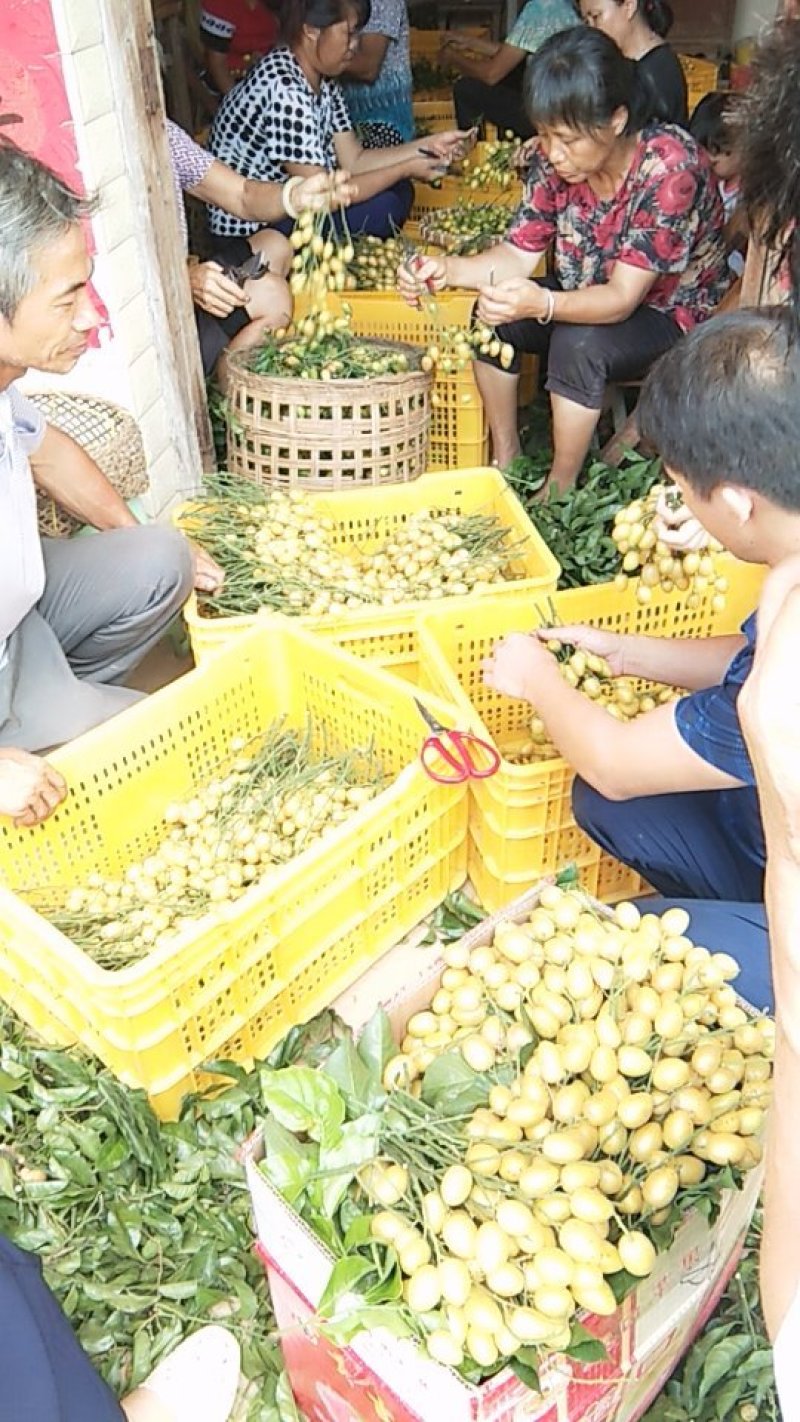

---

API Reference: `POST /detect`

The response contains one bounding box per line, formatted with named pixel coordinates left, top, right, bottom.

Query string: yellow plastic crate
left=413, top=96, right=456, bottom=132
left=0, top=626, right=467, bottom=1117
left=179, top=469, right=560, bottom=664
left=418, top=565, right=765, bottom=911
left=296, top=285, right=534, bottom=436
left=679, top=55, right=721, bottom=112
left=294, top=287, right=487, bottom=467
left=410, top=177, right=519, bottom=226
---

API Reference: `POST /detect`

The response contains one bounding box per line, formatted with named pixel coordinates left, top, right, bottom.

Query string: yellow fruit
left=519, top=1159, right=561, bottom=1199
left=560, top=1217, right=604, bottom=1266
left=441, top=1164, right=473, bottom=1208
left=475, top=1221, right=511, bottom=1274
left=629, top=1122, right=663, bottom=1163
left=496, top=1199, right=537, bottom=1238
left=618, top=1231, right=656, bottom=1278
left=534, top=1285, right=576, bottom=1319
left=405, top=1264, right=442, bottom=1313
left=569, top=1187, right=615, bottom=1224
left=641, top=1165, right=679, bottom=1210
left=466, top=1326, right=498, bottom=1369
left=618, top=1093, right=654, bottom=1129
left=427, top=1329, right=464, bottom=1368
left=487, top=1262, right=525, bottom=1298
left=509, top=1306, right=556, bottom=1343
left=442, top=1211, right=478, bottom=1259
left=662, top=1109, right=694, bottom=1151
left=439, top=1257, right=473, bottom=1307
left=618, top=1045, right=653, bottom=1079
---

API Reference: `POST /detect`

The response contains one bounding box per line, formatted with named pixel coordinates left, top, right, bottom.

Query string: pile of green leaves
left=504, top=448, right=663, bottom=589
left=643, top=1211, right=777, bottom=1422
left=0, top=1005, right=341, bottom=1421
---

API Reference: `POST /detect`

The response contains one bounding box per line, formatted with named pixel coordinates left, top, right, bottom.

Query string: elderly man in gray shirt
left=0, top=144, right=223, bottom=829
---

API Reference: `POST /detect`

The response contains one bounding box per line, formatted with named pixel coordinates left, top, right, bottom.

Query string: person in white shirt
left=0, top=143, right=224, bottom=827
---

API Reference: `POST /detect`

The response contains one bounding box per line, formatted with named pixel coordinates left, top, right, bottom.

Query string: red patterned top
left=508, top=124, right=731, bottom=331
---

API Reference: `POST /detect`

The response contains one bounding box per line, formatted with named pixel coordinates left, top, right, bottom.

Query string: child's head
left=689, top=91, right=742, bottom=182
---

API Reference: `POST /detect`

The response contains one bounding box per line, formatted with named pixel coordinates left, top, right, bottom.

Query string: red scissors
left=415, top=698, right=501, bottom=785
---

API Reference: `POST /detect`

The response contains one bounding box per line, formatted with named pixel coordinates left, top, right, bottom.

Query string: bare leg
left=547, top=393, right=603, bottom=492
left=215, top=314, right=277, bottom=392
left=247, top=228, right=292, bottom=277
left=121, top=1390, right=173, bottom=1422
left=474, top=361, right=521, bottom=466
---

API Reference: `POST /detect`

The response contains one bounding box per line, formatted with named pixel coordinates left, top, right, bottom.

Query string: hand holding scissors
left=415, top=699, right=501, bottom=784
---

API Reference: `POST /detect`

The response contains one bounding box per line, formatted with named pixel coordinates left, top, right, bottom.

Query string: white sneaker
left=140, top=1325, right=241, bottom=1422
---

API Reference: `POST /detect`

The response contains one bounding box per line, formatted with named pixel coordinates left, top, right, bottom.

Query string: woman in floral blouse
left=399, top=26, right=730, bottom=492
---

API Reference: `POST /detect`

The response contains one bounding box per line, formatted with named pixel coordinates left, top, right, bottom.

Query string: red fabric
left=1, top=0, right=109, bottom=342
left=201, top=0, right=279, bottom=75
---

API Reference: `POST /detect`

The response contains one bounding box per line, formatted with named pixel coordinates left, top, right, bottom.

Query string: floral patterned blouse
left=507, top=124, right=731, bottom=331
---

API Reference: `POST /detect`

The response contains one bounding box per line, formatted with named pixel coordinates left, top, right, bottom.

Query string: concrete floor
left=126, top=628, right=193, bottom=694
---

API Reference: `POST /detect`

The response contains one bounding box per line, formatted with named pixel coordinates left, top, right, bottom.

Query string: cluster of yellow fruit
left=288, top=208, right=352, bottom=300
left=421, top=320, right=514, bottom=374
left=612, top=486, right=728, bottom=609
left=463, top=138, right=519, bottom=191
left=369, top=888, right=771, bottom=1371
left=503, top=645, right=680, bottom=766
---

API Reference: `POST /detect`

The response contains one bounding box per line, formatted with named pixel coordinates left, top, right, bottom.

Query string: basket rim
left=227, top=337, right=432, bottom=394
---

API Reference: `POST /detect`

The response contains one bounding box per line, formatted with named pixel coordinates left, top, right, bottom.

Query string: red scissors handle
left=421, top=730, right=501, bottom=784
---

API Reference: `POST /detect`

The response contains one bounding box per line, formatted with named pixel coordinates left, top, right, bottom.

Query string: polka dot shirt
left=207, top=46, right=352, bottom=236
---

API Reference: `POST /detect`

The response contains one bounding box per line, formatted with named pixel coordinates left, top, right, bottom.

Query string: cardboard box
left=244, top=886, right=762, bottom=1422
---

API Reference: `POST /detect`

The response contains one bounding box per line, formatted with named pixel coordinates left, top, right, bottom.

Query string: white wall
left=23, top=0, right=208, bottom=515
left=734, top=0, right=779, bottom=40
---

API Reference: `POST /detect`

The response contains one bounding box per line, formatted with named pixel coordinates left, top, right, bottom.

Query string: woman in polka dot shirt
left=208, top=0, right=472, bottom=241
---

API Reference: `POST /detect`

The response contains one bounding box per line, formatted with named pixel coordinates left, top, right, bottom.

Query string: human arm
left=332, top=126, right=468, bottom=178
left=440, top=33, right=500, bottom=58
left=397, top=240, right=538, bottom=302
left=737, top=557, right=800, bottom=1342
left=538, top=623, right=746, bottom=690
left=204, top=48, right=236, bottom=95
left=31, top=425, right=224, bottom=593
left=342, top=31, right=390, bottom=82
left=0, top=749, right=67, bottom=827
left=187, top=157, right=354, bottom=224
left=481, top=631, right=745, bottom=800
left=477, top=261, right=659, bottom=327
left=30, top=425, right=138, bottom=531
left=441, top=39, right=526, bottom=84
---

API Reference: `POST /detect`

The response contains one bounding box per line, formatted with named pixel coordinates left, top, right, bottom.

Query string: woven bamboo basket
left=225, top=342, right=432, bottom=490
left=29, top=392, right=148, bottom=537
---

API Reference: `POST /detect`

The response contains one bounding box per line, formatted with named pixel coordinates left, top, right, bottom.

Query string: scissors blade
left=414, top=697, right=446, bottom=735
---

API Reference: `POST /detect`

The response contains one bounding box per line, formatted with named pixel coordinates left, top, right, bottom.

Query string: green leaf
left=357, top=1008, right=395, bottom=1083
left=317, top=1254, right=375, bottom=1320
left=565, top=1320, right=608, bottom=1364
left=0, top=1154, right=15, bottom=1199
left=697, top=1336, right=753, bottom=1404
left=608, top=1267, right=640, bottom=1305
left=322, top=1036, right=375, bottom=1115
left=314, top=1114, right=380, bottom=1216
left=343, top=1213, right=374, bottom=1249
left=261, top=1066, right=345, bottom=1145
left=509, top=1352, right=541, bottom=1393
left=321, top=1302, right=413, bottom=1347
left=159, top=1280, right=199, bottom=1301
left=274, top=1370, right=302, bottom=1422
left=260, top=1116, right=316, bottom=1205
left=421, top=1050, right=500, bottom=1115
